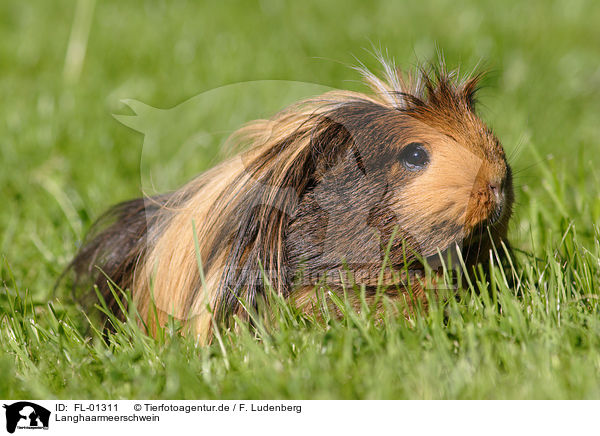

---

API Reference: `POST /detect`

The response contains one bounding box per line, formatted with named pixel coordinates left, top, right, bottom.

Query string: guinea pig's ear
left=309, top=113, right=357, bottom=181
left=307, top=99, right=398, bottom=182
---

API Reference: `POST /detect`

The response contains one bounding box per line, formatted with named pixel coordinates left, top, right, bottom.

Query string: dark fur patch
left=67, top=194, right=171, bottom=322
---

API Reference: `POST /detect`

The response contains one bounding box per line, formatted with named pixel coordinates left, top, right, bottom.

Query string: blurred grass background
left=1, top=0, right=600, bottom=399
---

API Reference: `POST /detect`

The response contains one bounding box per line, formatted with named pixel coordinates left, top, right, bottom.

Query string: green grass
left=2, top=0, right=600, bottom=399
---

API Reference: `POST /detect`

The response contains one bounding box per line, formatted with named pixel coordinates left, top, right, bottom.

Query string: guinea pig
left=69, top=56, right=514, bottom=344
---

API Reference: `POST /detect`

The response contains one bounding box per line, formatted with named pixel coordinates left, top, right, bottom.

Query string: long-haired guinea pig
left=69, top=57, right=514, bottom=343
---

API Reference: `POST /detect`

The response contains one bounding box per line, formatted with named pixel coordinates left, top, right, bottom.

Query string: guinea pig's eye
left=400, top=142, right=430, bottom=171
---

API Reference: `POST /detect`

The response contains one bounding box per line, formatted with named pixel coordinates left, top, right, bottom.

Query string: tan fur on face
left=392, top=121, right=509, bottom=258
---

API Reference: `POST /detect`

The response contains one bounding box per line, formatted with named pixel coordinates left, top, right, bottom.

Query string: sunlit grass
left=1, top=0, right=600, bottom=399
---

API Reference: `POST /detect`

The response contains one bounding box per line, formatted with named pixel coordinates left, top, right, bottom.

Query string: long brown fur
left=69, top=55, right=514, bottom=344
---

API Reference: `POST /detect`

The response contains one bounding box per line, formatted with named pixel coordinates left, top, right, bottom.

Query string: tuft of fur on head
left=68, top=54, right=513, bottom=344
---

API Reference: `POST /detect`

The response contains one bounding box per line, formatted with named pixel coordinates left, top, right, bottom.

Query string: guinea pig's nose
left=489, top=182, right=502, bottom=204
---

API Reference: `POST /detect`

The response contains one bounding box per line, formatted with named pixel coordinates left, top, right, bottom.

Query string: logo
left=2, top=402, right=50, bottom=433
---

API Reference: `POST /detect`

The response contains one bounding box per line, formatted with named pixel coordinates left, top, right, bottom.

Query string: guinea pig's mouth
left=487, top=201, right=506, bottom=226
left=468, top=195, right=509, bottom=237
left=460, top=206, right=509, bottom=252
left=488, top=194, right=514, bottom=232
